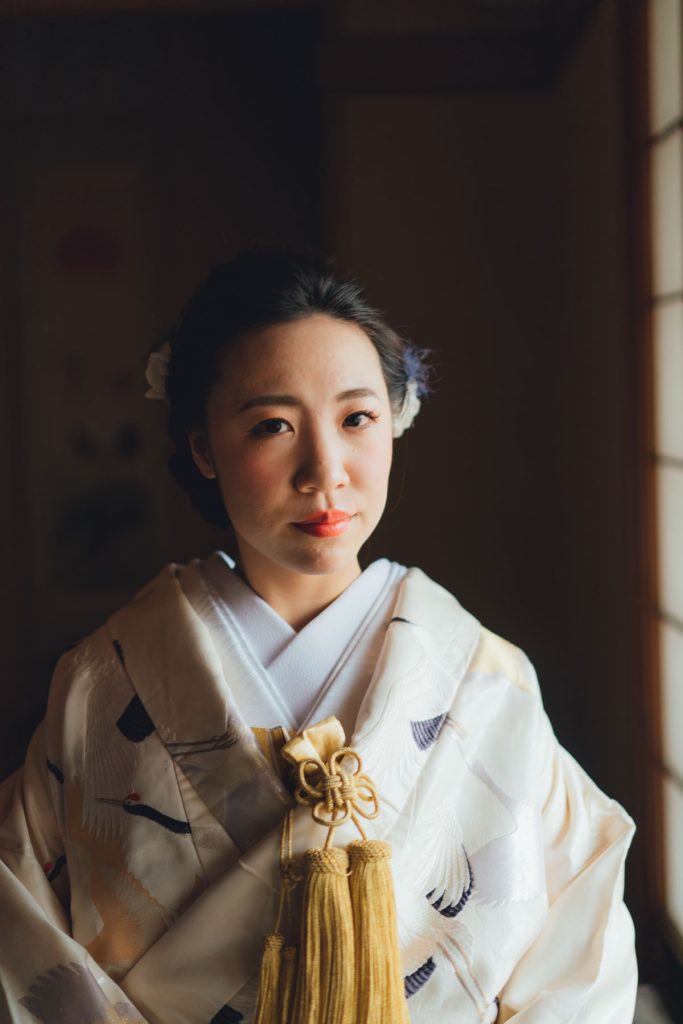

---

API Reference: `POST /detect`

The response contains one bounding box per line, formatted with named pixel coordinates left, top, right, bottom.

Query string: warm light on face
left=189, top=315, right=394, bottom=586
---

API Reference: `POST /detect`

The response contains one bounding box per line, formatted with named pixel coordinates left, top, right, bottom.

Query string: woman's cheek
left=361, top=433, right=393, bottom=481
left=212, top=444, right=269, bottom=510
left=233, top=448, right=287, bottom=502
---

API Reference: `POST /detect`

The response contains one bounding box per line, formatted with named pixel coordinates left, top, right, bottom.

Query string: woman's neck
left=235, top=552, right=362, bottom=631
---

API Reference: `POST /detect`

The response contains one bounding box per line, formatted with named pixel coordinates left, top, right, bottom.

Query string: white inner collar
left=192, top=552, right=405, bottom=732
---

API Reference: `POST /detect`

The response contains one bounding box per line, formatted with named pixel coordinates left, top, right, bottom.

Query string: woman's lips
left=292, top=510, right=354, bottom=538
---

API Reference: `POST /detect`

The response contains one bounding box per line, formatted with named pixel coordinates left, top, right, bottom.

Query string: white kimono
left=0, top=558, right=637, bottom=1023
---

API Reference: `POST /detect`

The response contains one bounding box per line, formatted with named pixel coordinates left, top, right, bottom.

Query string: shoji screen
left=649, top=0, right=683, bottom=955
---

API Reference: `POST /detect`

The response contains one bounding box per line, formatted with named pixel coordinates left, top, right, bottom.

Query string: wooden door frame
left=621, top=0, right=683, bottom=1008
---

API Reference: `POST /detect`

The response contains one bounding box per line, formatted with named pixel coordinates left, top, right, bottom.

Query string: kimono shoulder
left=45, top=564, right=181, bottom=707
left=366, top=570, right=637, bottom=1024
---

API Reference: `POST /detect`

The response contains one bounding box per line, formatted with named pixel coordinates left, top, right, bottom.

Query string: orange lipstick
left=293, top=509, right=354, bottom=538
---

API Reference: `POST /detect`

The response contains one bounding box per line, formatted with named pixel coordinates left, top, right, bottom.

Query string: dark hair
left=163, top=246, right=429, bottom=528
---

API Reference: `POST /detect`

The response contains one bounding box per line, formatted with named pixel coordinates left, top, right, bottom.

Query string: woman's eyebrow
left=238, top=394, right=299, bottom=413
left=238, top=387, right=379, bottom=414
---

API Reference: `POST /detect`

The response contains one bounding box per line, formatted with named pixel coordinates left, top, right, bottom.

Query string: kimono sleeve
left=0, top=714, right=148, bottom=1023
left=497, top=696, right=637, bottom=1023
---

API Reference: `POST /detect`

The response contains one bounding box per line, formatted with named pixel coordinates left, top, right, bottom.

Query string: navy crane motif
left=404, top=956, right=437, bottom=998
left=43, top=854, right=67, bottom=883
left=96, top=792, right=192, bottom=835
left=46, top=759, right=65, bottom=784
left=116, top=695, right=155, bottom=743
left=210, top=1006, right=244, bottom=1023
left=426, top=847, right=474, bottom=918
left=20, top=963, right=145, bottom=1023
left=410, top=713, right=448, bottom=751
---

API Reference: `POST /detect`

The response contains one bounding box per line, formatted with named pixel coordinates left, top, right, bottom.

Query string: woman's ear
left=188, top=430, right=217, bottom=480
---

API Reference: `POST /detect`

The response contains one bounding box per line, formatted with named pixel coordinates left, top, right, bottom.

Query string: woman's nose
left=294, top=432, right=350, bottom=494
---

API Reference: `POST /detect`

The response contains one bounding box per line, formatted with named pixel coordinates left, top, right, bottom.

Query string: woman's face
left=190, top=314, right=394, bottom=586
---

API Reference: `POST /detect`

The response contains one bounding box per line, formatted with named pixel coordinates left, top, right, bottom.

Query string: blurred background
left=0, top=0, right=680, bottom=1015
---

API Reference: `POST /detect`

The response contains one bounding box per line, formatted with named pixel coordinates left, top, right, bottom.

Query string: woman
left=0, top=248, right=636, bottom=1023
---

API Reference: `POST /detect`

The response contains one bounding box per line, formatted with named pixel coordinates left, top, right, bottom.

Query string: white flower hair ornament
left=391, top=345, right=430, bottom=439
left=144, top=342, right=171, bottom=400
left=391, top=379, right=421, bottom=438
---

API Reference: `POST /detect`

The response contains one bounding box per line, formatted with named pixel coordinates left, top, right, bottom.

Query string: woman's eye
left=343, top=409, right=379, bottom=429
left=251, top=418, right=291, bottom=437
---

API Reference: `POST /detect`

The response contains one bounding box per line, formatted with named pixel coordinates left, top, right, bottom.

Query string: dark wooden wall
left=0, top=4, right=323, bottom=771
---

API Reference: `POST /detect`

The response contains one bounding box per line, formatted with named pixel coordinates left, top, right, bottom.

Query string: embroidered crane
left=65, top=781, right=169, bottom=975
left=404, top=956, right=437, bottom=998
left=20, top=963, right=146, bottom=1023
left=96, top=792, right=192, bottom=835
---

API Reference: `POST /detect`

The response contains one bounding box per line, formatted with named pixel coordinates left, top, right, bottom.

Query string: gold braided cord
left=274, top=809, right=301, bottom=937
left=293, top=747, right=379, bottom=842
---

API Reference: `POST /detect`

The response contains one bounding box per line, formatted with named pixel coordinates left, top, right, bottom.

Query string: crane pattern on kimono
left=403, top=938, right=499, bottom=1021
left=404, top=955, right=437, bottom=997
left=43, top=853, right=67, bottom=882
left=210, top=1006, right=244, bottom=1023
left=95, top=792, right=192, bottom=835
left=115, top=695, right=155, bottom=744
left=20, top=963, right=145, bottom=1024
left=46, top=758, right=65, bottom=784
left=115, top=689, right=240, bottom=759
left=43, top=759, right=68, bottom=882
left=410, top=712, right=448, bottom=751
left=403, top=942, right=499, bottom=1022
left=166, top=732, right=241, bottom=757
left=426, top=846, right=474, bottom=917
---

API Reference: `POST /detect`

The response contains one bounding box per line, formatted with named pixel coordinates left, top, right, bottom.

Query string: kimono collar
left=106, top=564, right=292, bottom=852
left=350, top=568, right=481, bottom=827
left=105, top=564, right=481, bottom=848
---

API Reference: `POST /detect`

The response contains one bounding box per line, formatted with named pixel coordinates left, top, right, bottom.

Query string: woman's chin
left=263, top=530, right=364, bottom=579
left=285, top=544, right=362, bottom=579
left=234, top=524, right=371, bottom=583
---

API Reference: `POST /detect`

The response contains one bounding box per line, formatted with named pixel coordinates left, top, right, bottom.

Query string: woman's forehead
left=215, top=315, right=387, bottom=398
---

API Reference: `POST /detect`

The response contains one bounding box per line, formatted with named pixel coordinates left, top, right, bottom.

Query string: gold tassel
left=291, top=845, right=355, bottom=1024
left=254, top=810, right=301, bottom=1024
left=348, top=839, right=409, bottom=1023
left=279, top=944, right=298, bottom=1024
left=254, top=719, right=409, bottom=1024
left=253, top=931, right=284, bottom=1024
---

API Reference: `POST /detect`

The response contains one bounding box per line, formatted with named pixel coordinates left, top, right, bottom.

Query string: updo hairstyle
left=164, top=246, right=428, bottom=529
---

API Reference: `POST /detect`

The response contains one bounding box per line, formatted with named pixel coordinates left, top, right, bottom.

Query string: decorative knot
left=294, top=747, right=380, bottom=831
